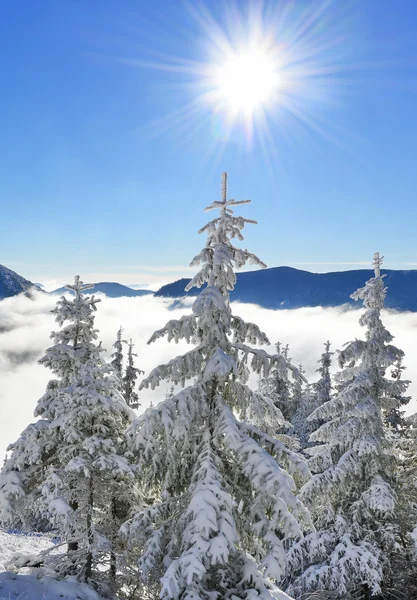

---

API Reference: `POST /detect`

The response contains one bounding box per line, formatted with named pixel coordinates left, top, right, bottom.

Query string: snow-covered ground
left=0, top=530, right=104, bottom=600
left=0, top=531, right=295, bottom=600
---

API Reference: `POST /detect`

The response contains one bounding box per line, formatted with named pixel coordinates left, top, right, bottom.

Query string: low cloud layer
left=1, top=290, right=416, bottom=460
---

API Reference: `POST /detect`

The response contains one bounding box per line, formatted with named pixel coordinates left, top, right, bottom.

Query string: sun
left=214, top=47, right=282, bottom=117
left=130, top=1, right=353, bottom=160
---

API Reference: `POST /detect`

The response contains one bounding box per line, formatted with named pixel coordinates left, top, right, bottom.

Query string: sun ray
left=123, top=0, right=361, bottom=166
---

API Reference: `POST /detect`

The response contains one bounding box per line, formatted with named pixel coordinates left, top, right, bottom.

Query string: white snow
left=0, top=530, right=104, bottom=599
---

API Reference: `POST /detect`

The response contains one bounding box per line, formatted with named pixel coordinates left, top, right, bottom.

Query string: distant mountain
left=0, top=264, right=41, bottom=300
left=155, top=266, right=417, bottom=312
left=52, top=282, right=154, bottom=298
left=5, top=263, right=417, bottom=311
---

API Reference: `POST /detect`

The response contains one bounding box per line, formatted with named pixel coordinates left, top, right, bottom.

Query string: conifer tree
left=257, top=342, right=298, bottom=425
left=408, top=416, right=417, bottom=554
left=123, top=339, right=143, bottom=410
left=291, top=384, right=314, bottom=452
left=0, top=277, right=136, bottom=585
left=286, top=253, right=409, bottom=599
left=313, top=340, right=333, bottom=407
left=289, top=364, right=315, bottom=452
left=386, top=411, right=417, bottom=599
left=290, top=364, right=305, bottom=416
left=384, top=356, right=411, bottom=434
left=111, top=326, right=126, bottom=382
left=292, top=343, right=334, bottom=452
left=123, top=173, right=311, bottom=600
left=165, top=385, right=175, bottom=400
left=0, top=276, right=100, bottom=531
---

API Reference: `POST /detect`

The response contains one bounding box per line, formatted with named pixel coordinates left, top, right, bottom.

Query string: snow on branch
left=215, top=401, right=309, bottom=540
left=139, top=347, right=205, bottom=389
left=147, top=314, right=198, bottom=345
left=241, top=422, right=311, bottom=482
left=231, top=315, right=270, bottom=346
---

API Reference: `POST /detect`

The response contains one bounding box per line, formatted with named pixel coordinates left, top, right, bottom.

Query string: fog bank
left=1, top=291, right=416, bottom=460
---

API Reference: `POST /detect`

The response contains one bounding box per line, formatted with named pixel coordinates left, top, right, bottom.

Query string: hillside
left=155, top=266, right=417, bottom=311
left=52, top=282, right=154, bottom=298
left=5, top=263, right=417, bottom=310
left=0, top=264, right=40, bottom=300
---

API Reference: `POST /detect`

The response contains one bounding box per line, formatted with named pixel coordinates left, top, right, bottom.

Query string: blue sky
left=1, top=0, right=417, bottom=290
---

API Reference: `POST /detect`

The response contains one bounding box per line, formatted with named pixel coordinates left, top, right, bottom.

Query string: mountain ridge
left=52, top=282, right=154, bottom=298
left=3, top=263, right=417, bottom=311
left=154, top=266, right=417, bottom=311
left=0, top=264, right=41, bottom=300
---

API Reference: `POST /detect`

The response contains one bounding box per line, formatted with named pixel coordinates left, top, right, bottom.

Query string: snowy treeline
left=0, top=174, right=416, bottom=600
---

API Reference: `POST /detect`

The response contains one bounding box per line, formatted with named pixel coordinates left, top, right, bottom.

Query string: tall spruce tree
left=313, top=340, right=333, bottom=407
left=122, top=173, right=312, bottom=600
left=257, top=342, right=299, bottom=426
left=0, top=276, right=100, bottom=531
left=288, top=364, right=307, bottom=432
left=0, top=277, right=136, bottom=585
left=408, top=415, right=417, bottom=556
left=292, top=342, right=334, bottom=452
left=123, top=339, right=143, bottom=410
left=384, top=356, right=411, bottom=434
left=286, top=253, right=409, bottom=599
left=291, top=383, right=314, bottom=453
left=387, top=412, right=417, bottom=598
left=111, top=326, right=126, bottom=382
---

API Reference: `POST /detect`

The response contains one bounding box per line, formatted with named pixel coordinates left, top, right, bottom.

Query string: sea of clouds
left=1, top=290, right=417, bottom=460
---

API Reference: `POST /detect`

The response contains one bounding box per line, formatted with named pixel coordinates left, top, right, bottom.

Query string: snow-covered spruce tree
left=388, top=416, right=417, bottom=600
left=290, top=364, right=305, bottom=417
left=165, top=385, right=175, bottom=400
left=384, top=356, right=411, bottom=434
left=123, top=173, right=312, bottom=600
left=0, top=276, right=101, bottom=531
left=407, top=416, right=417, bottom=555
left=123, top=339, right=143, bottom=410
left=286, top=364, right=311, bottom=452
left=0, top=277, right=136, bottom=586
left=286, top=253, right=410, bottom=599
left=257, top=346, right=304, bottom=454
left=257, top=342, right=297, bottom=425
left=381, top=357, right=414, bottom=597
left=291, top=384, right=315, bottom=453
left=292, top=343, right=334, bottom=452
left=111, top=326, right=127, bottom=382
left=313, top=341, right=333, bottom=407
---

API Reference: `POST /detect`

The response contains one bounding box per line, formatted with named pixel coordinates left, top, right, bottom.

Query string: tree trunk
left=208, top=376, right=217, bottom=436
left=360, top=584, right=371, bottom=600
left=109, top=496, right=117, bottom=582
left=69, top=325, right=81, bottom=558
left=84, top=476, right=94, bottom=581
left=68, top=499, right=78, bottom=553
left=362, top=583, right=383, bottom=600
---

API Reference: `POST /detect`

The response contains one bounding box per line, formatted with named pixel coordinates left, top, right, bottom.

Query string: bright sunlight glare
left=215, top=47, right=282, bottom=116
left=130, top=1, right=357, bottom=166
